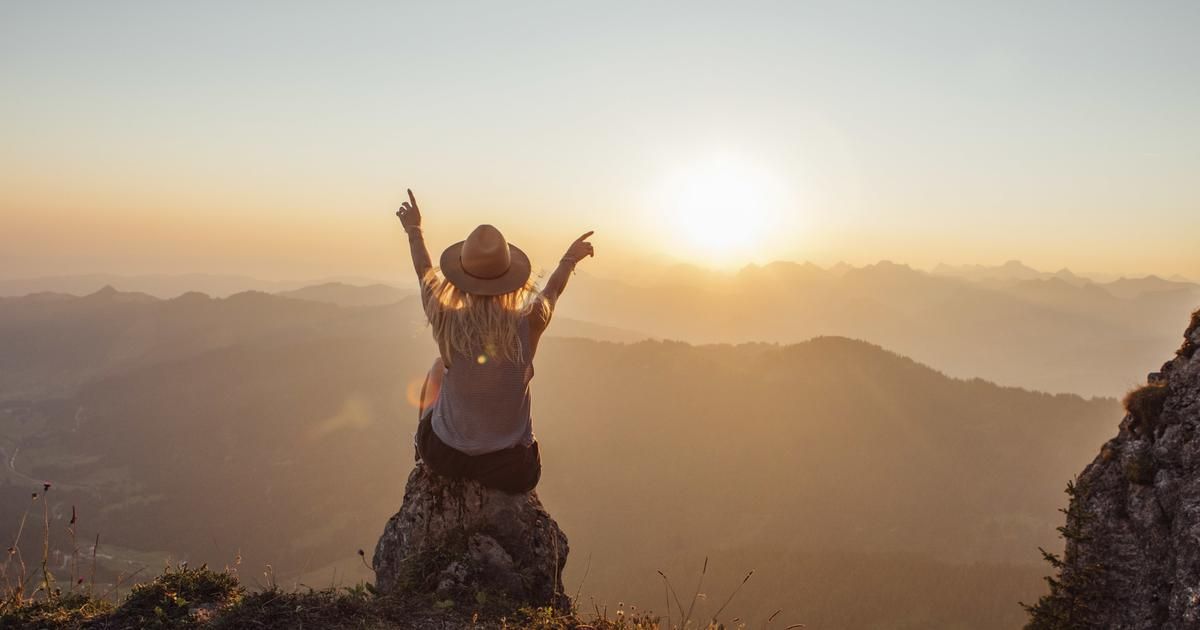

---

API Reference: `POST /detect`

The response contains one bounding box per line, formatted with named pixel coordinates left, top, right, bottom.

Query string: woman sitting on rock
left=395, top=189, right=593, bottom=493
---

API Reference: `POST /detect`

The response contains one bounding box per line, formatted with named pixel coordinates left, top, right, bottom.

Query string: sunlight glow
left=655, top=155, right=791, bottom=265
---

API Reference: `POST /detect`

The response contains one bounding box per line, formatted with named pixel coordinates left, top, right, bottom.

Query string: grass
left=1122, top=382, right=1169, bottom=436
left=2, top=464, right=777, bottom=629
left=1179, top=308, right=1200, bottom=359
left=0, top=564, right=667, bottom=629
left=0, top=543, right=773, bottom=629
left=2, top=489, right=769, bottom=629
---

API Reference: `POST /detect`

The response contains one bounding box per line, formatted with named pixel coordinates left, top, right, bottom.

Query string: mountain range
left=554, top=261, right=1198, bottom=397
left=7, top=259, right=1193, bottom=398
left=0, top=282, right=1143, bottom=627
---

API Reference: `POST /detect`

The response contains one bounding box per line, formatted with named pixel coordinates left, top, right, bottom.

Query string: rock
left=372, top=464, right=570, bottom=610
left=1026, top=309, right=1200, bottom=629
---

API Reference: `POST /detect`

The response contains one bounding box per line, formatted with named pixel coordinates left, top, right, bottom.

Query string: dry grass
left=1179, top=309, right=1200, bottom=359
left=0, top=494, right=677, bottom=629
left=1123, top=382, right=1170, bottom=436
left=1, top=545, right=768, bottom=629
left=3, top=481, right=764, bottom=629
left=1, top=568, right=666, bottom=629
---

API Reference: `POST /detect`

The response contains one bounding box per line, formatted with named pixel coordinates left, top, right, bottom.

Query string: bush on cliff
left=1179, top=308, right=1200, bottom=358
left=1123, top=381, right=1169, bottom=436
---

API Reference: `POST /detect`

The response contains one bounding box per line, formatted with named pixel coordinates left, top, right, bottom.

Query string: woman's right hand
left=396, top=188, right=422, bottom=231
left=563, top=231, right=595, bottom=264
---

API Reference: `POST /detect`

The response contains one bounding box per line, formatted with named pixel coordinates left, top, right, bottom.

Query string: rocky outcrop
left=1027, top=310, right=1200, bottom=629
left=372, top=464, right=569, bottom=610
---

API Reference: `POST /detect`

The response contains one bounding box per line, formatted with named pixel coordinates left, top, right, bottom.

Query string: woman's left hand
left=396, top=189, right=422, bottom=230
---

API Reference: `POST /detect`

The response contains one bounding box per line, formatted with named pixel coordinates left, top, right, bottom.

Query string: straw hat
left=439, top=224, right=532, bottom=296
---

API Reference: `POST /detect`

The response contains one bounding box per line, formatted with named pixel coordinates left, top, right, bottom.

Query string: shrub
left=0, top=592, right=112, bottom=629
left=1180, top=309, right=1200, bottom=359
left=1123, top=382, right=1169, bottom=436
left=106, top=564, right=242, bottom=628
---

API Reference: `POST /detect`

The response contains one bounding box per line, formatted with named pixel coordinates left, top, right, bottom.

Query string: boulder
left=372, top=464, right=570, bottom=610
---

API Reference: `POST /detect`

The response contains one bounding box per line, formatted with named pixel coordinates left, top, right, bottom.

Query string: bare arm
left=396, top=189, right=434, bottom=303
left=532, top=231, right=594, bottom=333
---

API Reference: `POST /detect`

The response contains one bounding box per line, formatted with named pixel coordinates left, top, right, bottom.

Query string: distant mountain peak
left=82, top=285, right=157, bottom=304
left=1112, top=274, right=1165, bottom=283
left=931, top=260, right=1090, bottom=285
left=278, top=282, right=408, bottom=307
left=171, top=291, right=214, bottom=303
left=226, top=289, right=274, bottom=300
left=869, top=260, right=916, bottom=271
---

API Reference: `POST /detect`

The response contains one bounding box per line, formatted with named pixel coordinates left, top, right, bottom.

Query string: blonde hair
left=421, top=267, right=549, bottom=362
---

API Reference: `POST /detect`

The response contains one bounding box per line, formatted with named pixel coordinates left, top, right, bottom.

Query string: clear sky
left=2, top=1, right=1197, bottom=282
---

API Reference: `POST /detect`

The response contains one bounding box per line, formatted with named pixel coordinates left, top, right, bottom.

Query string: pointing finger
left=576, top=230, right=594, bottom=242
left=407, top=188, right=419, bottom=210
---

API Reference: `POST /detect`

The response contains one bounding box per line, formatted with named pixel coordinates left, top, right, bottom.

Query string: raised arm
left=396, top=188, right=434, bottom=301
left=534, top=231, right=594, bottom=330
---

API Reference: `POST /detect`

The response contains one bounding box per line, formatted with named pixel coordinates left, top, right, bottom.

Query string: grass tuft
left=108, top=564, right=243, bottom=627
left=1180, top=309, right=1200, bottom=359
left=1123, top=382, right=1170, bottom=436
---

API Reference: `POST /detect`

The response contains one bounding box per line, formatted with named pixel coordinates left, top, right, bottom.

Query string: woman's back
left=395, top=189, right=592, bottom=490
left=430, top=315, right=535, bottom=456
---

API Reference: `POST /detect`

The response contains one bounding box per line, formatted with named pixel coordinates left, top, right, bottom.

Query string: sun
left=655, top=155, right=789, bottom=265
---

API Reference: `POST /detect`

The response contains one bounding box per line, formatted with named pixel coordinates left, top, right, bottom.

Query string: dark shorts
left=415, top=410, right=542, bottom=494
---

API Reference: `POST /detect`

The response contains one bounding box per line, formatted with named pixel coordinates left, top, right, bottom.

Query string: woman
left=396, top=189, right=593, bottom=493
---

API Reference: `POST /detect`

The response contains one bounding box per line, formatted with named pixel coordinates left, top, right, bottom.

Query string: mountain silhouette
left=0, top=293, right=1122, bottom=627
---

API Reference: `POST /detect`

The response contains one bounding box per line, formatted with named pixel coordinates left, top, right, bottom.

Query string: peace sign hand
left=395, top=189, right=422, bottom=230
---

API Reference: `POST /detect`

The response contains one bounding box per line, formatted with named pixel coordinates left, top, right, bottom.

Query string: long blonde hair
left=421, top=267, right=548, bottom=362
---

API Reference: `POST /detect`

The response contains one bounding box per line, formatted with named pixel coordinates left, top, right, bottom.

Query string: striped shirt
left=430, top=316, right=535, bottom=456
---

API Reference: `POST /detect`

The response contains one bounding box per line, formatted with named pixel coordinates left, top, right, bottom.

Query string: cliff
left=1027, top=309, right=1200, bottom=629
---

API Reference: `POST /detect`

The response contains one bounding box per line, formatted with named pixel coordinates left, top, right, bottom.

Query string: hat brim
left=439, top=241, right=532, bottom=296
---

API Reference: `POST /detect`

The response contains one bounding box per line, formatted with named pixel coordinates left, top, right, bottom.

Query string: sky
left=2, top=1, right=1198, bottom=283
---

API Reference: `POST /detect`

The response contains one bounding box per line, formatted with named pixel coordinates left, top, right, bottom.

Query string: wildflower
left=43, top=482, right=51, bottom=492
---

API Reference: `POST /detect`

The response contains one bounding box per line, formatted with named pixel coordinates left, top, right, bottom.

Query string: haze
left=3, top=1, right=1199, bottom=282
left=4, top=3, right=1200, bottom=628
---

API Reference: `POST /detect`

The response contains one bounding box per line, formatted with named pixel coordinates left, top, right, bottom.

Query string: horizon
left=0, top=257, right=1194, bottom=298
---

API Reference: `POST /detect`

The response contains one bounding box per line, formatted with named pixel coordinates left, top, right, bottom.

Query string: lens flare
left=405, top=376, right=440, bottom=410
